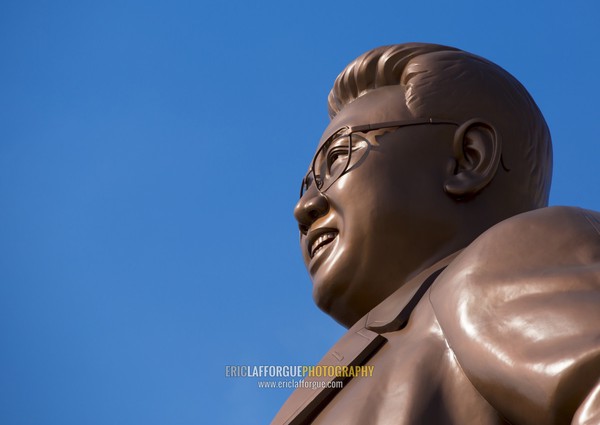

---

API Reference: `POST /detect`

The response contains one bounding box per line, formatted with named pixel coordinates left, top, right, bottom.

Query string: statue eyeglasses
left=299, top=118, right=460, bottom=199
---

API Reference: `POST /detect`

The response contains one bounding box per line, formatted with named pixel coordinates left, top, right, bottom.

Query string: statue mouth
left=309, top=230, right=339, bottom=259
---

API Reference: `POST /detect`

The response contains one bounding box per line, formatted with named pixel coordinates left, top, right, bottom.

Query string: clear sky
left=1, top=1, right=599, bottom=424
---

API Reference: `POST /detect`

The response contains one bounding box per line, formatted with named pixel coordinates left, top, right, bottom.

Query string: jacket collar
left=271, top=250, right=462, bottom=425
left=365, top=250, right=463, bottom=333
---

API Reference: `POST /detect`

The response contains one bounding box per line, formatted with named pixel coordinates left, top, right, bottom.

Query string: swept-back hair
left=327, top=43, right=552, bottom=208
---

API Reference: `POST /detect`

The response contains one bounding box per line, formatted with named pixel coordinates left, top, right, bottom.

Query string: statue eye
left=326, top=146, right=349, bottom=174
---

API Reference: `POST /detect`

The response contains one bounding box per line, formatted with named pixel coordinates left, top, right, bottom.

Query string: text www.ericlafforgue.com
left=257, top=380, right=344, bottom=390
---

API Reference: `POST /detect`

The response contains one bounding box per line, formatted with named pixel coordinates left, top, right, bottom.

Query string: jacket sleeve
left=430, top=207, right=600, bottom=425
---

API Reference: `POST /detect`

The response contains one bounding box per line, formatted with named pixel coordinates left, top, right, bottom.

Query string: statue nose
left=294, top=189, right=330, bottom=234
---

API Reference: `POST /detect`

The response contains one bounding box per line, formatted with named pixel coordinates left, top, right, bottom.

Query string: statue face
left=294, top=88, right=458, bottom=327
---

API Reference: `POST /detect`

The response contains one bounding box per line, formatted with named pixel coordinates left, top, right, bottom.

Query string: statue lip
left=307, top=227, right=339, bottom=259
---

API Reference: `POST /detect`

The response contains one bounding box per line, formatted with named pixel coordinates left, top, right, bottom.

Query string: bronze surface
left=277, top=43, right=599, bottom=425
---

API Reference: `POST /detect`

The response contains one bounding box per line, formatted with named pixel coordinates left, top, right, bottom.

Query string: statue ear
left=444, top=119, right=502, bottom=199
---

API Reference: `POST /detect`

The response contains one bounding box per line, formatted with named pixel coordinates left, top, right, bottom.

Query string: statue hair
left=328, top=43, right=552, bottom=209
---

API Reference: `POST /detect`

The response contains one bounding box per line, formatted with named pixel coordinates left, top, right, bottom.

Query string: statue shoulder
left=429, top=206, right=600, bottom=425
left=431, top=206, right=600, bottom=304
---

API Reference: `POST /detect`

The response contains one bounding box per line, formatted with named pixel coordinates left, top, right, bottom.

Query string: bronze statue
left=273, top=43, right=600, bottom=424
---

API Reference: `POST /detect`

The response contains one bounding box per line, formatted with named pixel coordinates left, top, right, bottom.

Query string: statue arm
left=573, top=381, right=600, bottom=424
left=430, top=207, right=600, bottom=425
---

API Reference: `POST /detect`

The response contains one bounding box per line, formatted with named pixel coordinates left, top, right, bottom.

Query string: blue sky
left=1, top=1, right=599, bottom=424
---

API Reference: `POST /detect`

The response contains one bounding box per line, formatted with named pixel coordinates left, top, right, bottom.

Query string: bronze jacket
left=273, top=206, right=600, bottom=425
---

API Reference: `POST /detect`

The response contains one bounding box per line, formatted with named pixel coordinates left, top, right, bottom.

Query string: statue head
left=294, top=43, right=552, bottom=327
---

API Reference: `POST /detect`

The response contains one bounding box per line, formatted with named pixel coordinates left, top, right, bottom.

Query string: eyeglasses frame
left=300, top=118, right=460, bottom=198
